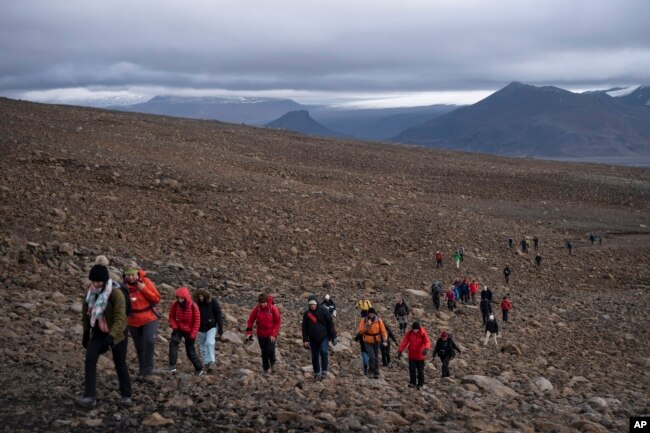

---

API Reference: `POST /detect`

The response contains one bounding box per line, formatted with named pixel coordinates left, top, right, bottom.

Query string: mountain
left=113, top=95, right=306, bottom=124
left=393, top=82, right=650, bottom=157
left=612, top=86, right=650, bottom=106
left=310, top=105, right=457, bottom=141
left=265, top=110, right=344, bottom=138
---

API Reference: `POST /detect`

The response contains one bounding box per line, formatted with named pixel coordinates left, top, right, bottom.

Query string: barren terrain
left=1, top=98, right=649, bottom=432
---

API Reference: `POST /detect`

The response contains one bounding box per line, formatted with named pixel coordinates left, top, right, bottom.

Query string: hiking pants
left=169, top=330, right=203, bottom=372
left=432, top=295, right=440, bottom=311
left=502, top=310, right=509, bottom=323
left=409, top=360, right=425, bottom=386
left=309, top=338, right=329, bottom=375
left=440, top=356, right=451, bottom=378
left=198, top=326, right=217, bottom=365
left=380, top=341, right=392, bottom=366
left=455, top=259, right=460, bottom=269
left=484, top=331, right=498, bottom=346
left=436, top=259, right=443, bottom=268
left=447, top=300, right=455, bottom=311
left=397, top=315, right=408, bottom=333
left=257, top=336, right=277, bottom=371
left=84, top=330, right=131, bottom=398
left=129, top=320, right=158, bottom=376
left=364, top=342, right=380, bottom=375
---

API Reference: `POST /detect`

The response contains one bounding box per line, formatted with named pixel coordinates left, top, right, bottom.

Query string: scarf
left=86, top=279, right=114, bottom=332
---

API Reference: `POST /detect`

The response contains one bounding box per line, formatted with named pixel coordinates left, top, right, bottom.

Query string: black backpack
left=117, top=282, right=132, bottom=317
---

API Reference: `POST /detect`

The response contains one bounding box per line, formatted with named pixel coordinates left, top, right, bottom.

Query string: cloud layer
left=1, top=0, right=649, bottom=105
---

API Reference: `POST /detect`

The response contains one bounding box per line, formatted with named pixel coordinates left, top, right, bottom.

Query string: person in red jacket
left=246, top=293, right=282, bottom=374
left=168, top=287, right=203, bottom=376
left=123, top=261, right=161, bottom=379
left=469, top=279, right=479, bottom=305
left=397, top=322, right=431, bottom=390
left=500, top=294, right=513, bottom=323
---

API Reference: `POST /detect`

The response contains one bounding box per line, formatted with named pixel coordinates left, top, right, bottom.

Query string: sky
left=1, top=0, right=649, bottom=108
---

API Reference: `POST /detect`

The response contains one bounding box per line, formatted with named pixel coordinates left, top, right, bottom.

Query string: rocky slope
left=1, top=97, right=649, bottom=432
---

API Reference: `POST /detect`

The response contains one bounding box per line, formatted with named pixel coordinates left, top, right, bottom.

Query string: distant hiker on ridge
left=503, top=264, right=512, bottom=285
left=535, top=253, right=542, bottom=268
left=566, top=240, right=573, bottom=255
left=435, top=250, right=444, bottom=268
left=500, top=294, right=512, bottom=323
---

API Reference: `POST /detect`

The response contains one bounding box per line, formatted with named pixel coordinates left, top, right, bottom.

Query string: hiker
left=533, top=236, right=539, bottom=251
left=430, top=281, right=442, bottom=311
left=598, top=231, right=604, bottom=245
left=246, top=293, right=282, bottom=374
left=322, top=294, right=337, bottom=318
left=520, top=238, right=528, bottom=253
left=453, top=251, right=462, bottom=269
left=357, top=307, right=388, bottom=378
left=589, top=233, right=595, bottom=245
left=460, top=278, right=470, bottom=304
left=77, top=264, right=131, bottom=408
left=394, top=298, right=410, bottom=334
left=503, top=265, right=511, bottom=285
left=566, top=240, right=573, bottom=255
left=397, top=321, right=431, bottom=389
left=446, top=288, right=456, bottom=311
left=452, top=282, right=461, bottom=302
left=479, top=296, right=492, bottom=325
left=356, top=298, right=372, bottom=318
left=484, top=314, right=499, bottom=347
left=194, top=288, right=223, bottom=371
left=122, top=260, right=161, bottom=379
left=354, top=333, right=369, bottom=375
left=168, top=287, right=203, bottom=376
left=381, top=323, right=399, bottom=368
left=535, top=253, right=542, bottom=268
left=500, top=295, right=512, bottom=323
left=458, top=245, right=465, bottom=262
left=469, top=279, right=479, bottom=304
left=508, top=237, right=514, bottom=249
left=302, top=296, right=337, bottom=380
left=433, top=331, right=461, bottom=378
left=435, top=251, right=444, bottom=268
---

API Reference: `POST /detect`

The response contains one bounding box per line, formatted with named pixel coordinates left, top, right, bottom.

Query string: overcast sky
left=1, top=0, right=649, bottom=107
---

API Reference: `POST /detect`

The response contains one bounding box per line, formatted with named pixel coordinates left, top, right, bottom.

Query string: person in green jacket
left=453, top=251, right=462, bottom=269
left=76, top=264, right=131, bottom=408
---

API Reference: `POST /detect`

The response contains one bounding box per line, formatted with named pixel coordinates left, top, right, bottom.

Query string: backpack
left=117, top=283, right=132, bottom=317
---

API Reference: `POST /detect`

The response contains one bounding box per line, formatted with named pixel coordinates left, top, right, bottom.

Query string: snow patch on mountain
left=606, top=85, right=640, bottom=97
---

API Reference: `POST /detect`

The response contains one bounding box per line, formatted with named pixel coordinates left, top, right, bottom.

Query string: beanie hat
left=94, top=255, right=110, bottom=266
left=324, top=294, right=330, bottom=301
left=367, top=307, right=377, bottom=315
left=489, top=314, right=494, bottom=320
left=440, top=331, right=448, bottom=340
left=89, top=265, right=109, bottom=283
left=412, top=321, right=420, bottom=330
left=308, top=295, right=318, bottom=305
left=124, top=260, right=140, bottom=275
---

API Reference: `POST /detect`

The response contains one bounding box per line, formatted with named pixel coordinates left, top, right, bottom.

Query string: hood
left=175, top=287, right=193, bottom=305
left=194, top=288, right=212, bottom=302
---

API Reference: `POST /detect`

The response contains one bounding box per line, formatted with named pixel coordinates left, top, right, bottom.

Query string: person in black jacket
left=484, top=314, right=499, bottom=347
left=430, top=281, right=442, bottom=311
left=394, top=299, right=410, bottom=334
left=302, top=295, right=337, bottom=380
left=194, top=288, right=224, bottom=371
left=503, top=265, right=511, bottom=285
left=433, top=331, right=461, bottom=378
left=480, top=286, right=493, bottom=302
left=380, top=323, right=399, bottom=368
left=322, top=294, right=337, bottom=318
left=479, top=297, right=492, bottom=325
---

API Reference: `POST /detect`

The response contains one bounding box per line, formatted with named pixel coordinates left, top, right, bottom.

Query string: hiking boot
left=119, top=396, right=132, bottom=407
left=373, top=372, right=380, bottom=379
left=168, top=365, right=177, bottom=373
left=321, top=371, right=328, bottom=380
left=313, top=373, right=321, bottom=381
left=416, top=385, right=422, bottom=390
left=269, top=365, right=275, bottom=374
left=205, top=363, right=215, bottom=372
left=408, top=383, right=416, bottom=388
left=75, top=396, right=96, bottom=408
left=194, top=369, right=204, bottom=377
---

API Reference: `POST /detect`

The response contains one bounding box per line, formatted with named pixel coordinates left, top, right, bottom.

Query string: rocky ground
left=0, top=97, right=649, bottom=432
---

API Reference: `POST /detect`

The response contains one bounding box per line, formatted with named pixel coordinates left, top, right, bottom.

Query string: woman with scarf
left=77, top=264, right=131, bottom=408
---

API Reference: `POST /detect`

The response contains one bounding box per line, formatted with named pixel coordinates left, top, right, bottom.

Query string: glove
left=397, top=352, right=403, bottom=359
left=101, top=335, right=114, bottom=352
left=332, top=311, right=337, bottom=318
left=245, top=334, right=254, bottom=343
left=331, top=338, right=338, bottom=347
left=422, top=349, right=428, bottom=356
left=303, top=341, right=310, bottom=349
left=82, top=334, right=89, bottom=349
left=382, top=341, right=388, bottom=347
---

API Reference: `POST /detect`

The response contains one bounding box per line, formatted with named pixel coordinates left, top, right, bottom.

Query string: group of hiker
left=78, top=251, right=519, bottom=408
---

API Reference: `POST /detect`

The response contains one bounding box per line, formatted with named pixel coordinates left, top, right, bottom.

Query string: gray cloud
left=1, top=0, right=649, bottom=102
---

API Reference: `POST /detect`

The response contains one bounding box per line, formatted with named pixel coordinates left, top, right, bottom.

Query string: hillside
left=1, top=97, right=649, bottom=433
left=394, top=82, right=650, bottom=158
left=265, top=110, right=344, bottom=138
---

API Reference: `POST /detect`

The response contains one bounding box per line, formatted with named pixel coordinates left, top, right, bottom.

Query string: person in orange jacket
left=168, top=287, right=203, bottom=376
left=397, top=322, right=431, bottom=390
left=500, top=294, right=513, bottom=323
left=357, top=307, right=388, bottom=378
left=122, top=260, right=161, bottom=379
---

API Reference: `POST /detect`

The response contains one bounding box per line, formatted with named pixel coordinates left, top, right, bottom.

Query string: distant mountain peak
left=266, top=110, right=343, bottom=138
